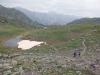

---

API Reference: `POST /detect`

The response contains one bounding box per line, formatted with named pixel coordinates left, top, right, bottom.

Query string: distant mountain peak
left=48, top=11, right=57, bottom=14
left=15, top=7, right=81, bottom=25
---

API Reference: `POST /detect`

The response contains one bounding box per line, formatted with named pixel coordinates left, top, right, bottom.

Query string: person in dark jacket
left=74, top=51, right=77, bottom=57
left=78, top=52, right=81, bottom=56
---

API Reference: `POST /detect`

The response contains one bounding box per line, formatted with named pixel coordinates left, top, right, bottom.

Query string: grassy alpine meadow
left=0, top=25, right=29, bottom=53
left=1, top=23, right=100, bottom=54
left=0, top=22, right=100, bottom=75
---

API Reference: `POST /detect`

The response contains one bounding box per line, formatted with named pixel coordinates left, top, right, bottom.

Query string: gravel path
left=81, top=38, right=87, bottom=56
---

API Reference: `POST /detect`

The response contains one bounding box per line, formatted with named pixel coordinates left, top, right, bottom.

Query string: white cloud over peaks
left=0, top=0, right=100, bottom=17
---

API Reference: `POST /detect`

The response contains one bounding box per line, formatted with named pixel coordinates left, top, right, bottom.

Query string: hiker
left=78, top=52, right=81, bottom=56
left=74, top=51, right=77, bottom=57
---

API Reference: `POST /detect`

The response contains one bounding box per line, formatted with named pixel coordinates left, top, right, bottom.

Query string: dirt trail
left=67, top=27, right=87, bottom=56
left=68, top=27, right=71, bottom=32
left=81, top=38, right=87, bottom=56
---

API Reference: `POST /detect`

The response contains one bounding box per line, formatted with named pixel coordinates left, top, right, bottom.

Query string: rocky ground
left=0, top=48, right=100, bottom=75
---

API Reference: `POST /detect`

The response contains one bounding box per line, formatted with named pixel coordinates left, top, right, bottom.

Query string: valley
left=0, top=4, right=100, bottom=75
left=0, top=22, right=100, bottom=75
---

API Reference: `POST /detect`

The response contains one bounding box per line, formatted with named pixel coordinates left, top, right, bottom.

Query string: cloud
left=0, top=0, right=100, bottom=17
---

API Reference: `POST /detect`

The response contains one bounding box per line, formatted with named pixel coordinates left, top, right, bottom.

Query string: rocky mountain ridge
left=15, top=7, right=81, bottom=25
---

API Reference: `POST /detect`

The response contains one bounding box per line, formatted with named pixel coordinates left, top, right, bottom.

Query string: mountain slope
left=68, top=18, right=100, bottom=24
left=0, top=5, right=43, bottom=28
left=15, top=7, right=81, bottom=25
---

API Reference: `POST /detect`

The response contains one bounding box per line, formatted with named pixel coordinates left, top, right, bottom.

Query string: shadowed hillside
left=0, top=5, right=43, bottom=28
left=69, top=18, right=100, bottom=25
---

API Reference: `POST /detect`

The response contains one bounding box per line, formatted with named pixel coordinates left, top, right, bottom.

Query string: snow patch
left=18, top=40, right=44, bottom=50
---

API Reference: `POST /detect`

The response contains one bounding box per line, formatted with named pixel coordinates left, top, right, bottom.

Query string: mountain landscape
left=69, top=18, right=100, bottom=24
left=0, top=4, right=100, bottom=75
left=0, top=5, right=43, bottom=28
left=15, top=7, right=81, bottom=25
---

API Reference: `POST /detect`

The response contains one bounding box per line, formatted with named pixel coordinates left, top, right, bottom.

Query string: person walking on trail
left=78, top=52, right=81, bottom=56
left=74, top=51, right=77, bottom=57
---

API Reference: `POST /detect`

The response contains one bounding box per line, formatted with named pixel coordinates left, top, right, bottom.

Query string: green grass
left=0, top=26, right=28, bottom=53
left=0, top=22, right=100, bottom=55
left=0, top=22, right=100, bottom=75
left=27, top=26, right=69, bottom=41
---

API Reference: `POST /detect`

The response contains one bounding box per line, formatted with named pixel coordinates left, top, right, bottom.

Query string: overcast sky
left=0, top=0, right=100, bottom=17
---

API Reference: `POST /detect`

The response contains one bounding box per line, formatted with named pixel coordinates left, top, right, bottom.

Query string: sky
left=0, top=0, right=100, bottom=17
